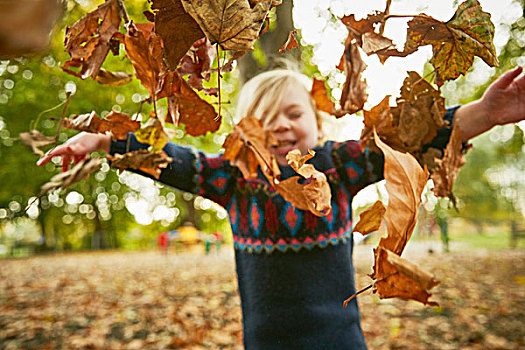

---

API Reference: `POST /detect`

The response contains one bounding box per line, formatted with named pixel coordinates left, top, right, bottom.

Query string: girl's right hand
left=36, top=132, right=111, bottom=172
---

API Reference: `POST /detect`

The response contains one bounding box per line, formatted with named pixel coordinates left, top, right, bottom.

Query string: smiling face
left=262, top=85, right=321, bottom=166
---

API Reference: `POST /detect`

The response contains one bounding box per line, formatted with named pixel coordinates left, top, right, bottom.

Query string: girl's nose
left=269, top=113, right=291, bottom=132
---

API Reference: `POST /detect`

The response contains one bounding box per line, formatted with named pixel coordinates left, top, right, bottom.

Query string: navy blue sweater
left=110, top=107, right=458, bottom=349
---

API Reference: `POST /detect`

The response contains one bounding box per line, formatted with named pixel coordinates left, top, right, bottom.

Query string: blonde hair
left=235, top=69, right=323, bottom=132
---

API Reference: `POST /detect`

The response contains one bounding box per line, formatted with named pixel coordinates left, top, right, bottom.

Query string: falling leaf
left=310, top=78, right=335, bottom=114
left=62, top=0, right=121, bottom=79
left=94, top=69, right=133, bottom=87
left=40, top=157, right=103, bottom=193
left=285, top=149, right=315, bottom=171
left=404, top=0, right=498, bottom=86
left=134, top=115, right=169, bottom=152
left=177, top=38, right=216, bottom=92
left=279, top=30, right=299, bottom=53
left=19, top=130, right=56, bottom=157
left=180, top=0, right=274, bottom=51
left=352, top=200, right=386, bottom=235
left=108, top=150, right=173, bottom=179
left=222, top=116, right=279, bottom=180
left=373, top=130, right=428, bottom=256
left=169, top=72, right=220, bottom=136
left=151, top=0, right=205, bottom=69
left=62, top=111, right=139, bottom=140
left=430, top=124, right=466, bottom=204
left=336, top=41, right=368, bottom=116
left=373, top=247, right=440, bottom=306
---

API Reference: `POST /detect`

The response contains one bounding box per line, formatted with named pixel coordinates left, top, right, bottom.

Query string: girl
left=38, top=67, right=525, bottom=349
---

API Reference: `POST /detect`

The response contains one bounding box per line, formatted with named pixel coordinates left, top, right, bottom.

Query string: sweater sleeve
left=331, top=106, right=462, bottom=196
left=109, top=133, right=237, bottom=207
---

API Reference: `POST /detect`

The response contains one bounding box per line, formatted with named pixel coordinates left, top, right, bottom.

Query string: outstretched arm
left=454, top=66, right=525, bottom=141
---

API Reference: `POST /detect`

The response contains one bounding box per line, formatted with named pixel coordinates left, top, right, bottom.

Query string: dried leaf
left=62, top=110, right=139, bottom=140
left=108, top=150, right=172, bottom=179
left=62, top=0, right=121, bottom=79
left=374, top=247, right=440, bottom=305
left=151, top=0, right=205, bottom=69
left=336, top=41, right=368, bottom=116
left=431, top=124, right=466, bottom=203
left=177, top=38, right=216, bottom=92
left=310, top=78, right=335, bottom=114
left=373, top=130, right=428, bottom=256
left=279, top=30, right=299, bottom=53
left=19, top=130, right=56, bottom=157
left=181, top=0, right=273, bottom=51
left=94, top=69, right=133, bottom=87
left=352, top=200, right=386, bottom=235
left=222, top=116, right=279, bottom=180
left=404, top=0, right=498, bottom=86
left=134, top=116, right=169, bottom=152
left=40, top=157, right=103, bottom=193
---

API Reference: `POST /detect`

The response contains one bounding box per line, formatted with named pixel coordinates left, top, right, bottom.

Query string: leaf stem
left=117, top=0, right=130, bottom=24
left=31, top=100, right=67, bottom=131
left=379, top=0, right=392, bottom=35
left=342, top=272, right=398, bottom=308
left=52, top=92, right=72, bottom=149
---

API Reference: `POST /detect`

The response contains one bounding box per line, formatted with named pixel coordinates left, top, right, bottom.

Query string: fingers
left=492, top=66, right=523, bottom=90
left=62, top=154, right=72, bottom=172
left=37, top=145, right=71, bottom=167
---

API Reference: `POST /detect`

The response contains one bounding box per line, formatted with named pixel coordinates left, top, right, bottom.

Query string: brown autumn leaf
left=168, top=72, right=220, bottom=136
left=177, top=38, right=216, bottom=93
left=392, top=71, right=447, bottom=150
left=403, top=0, right=498, bottom=86
left=134, top=115, right=169, bottom=152
left=336, top=41, right=368, bottom=117
left=94, top=69, right=133, bottom=87
left=431, top=124, right=465, bottom=204
left=123, top=22, right=170, bottom=99
left=19, top=130, right=56, bottom=157
left=181, top=0, right=274, bottom=51
left=151, top=0, right=205, bottom=70
left=108, top=150, right=173, bottom=179
left=373, top=130, right=428, bottom=256
left=62, top=0, right=121, bottom=80
left=222, top=116, right=279, bottom=180
left=373, top=247, right=440, bottom=306
left=276, top=149, right=331, bottom=216
left=310, top=78, right=335, bottom=114
left=62, top=110, right=140, bottom=140
left=279, top=30, right=299, bottom=53
left=40, top=157, right=103, bottom=193
left=351, top=200, right=386, bottom=235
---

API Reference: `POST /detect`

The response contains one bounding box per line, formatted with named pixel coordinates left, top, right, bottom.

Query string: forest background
left=0, top=0, right=524, bottom=256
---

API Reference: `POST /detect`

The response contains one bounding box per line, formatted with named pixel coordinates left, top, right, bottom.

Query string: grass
left=449, top=231, right=523, bottom=250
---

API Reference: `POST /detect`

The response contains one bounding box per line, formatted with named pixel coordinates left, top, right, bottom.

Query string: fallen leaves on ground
left=40, top=157, right=103, bottom=193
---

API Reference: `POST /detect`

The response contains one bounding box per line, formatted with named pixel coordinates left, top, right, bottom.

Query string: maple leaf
left=19, top=130, right=56, bottom=157
left=40, top=157, right=103, bottom=193
left=279, top=30, right=299, bottom=53
left=336, top=41, right=368, bottom=116
left=151, top=0, right=205, bottom=70
left=62, top=0, right=121, bottom=80
left=122, top=22, right=170, bottom=98
left=177, top=38, right=216, bottom=93
left=351, top=200, right=386, bottom=236
left=134, top=115, right=169, bottom=152
left=167, top=72, right=220, bottom=136
left=180, top=0, right=274, bottom=51
left=222, top=116, right=279, bottom=180
left=404, top=0, right=498, bottom=86
left=108, top=150, right=173, bottom=179
left=62, top=110, right=140, bottom=140
left=373, top=130, right=428, bottom=256
left=310, top=78, right=335, bottom=114
left=373, top=247, right=440, bottom=306
left=93, top=69, right=133, bottom=87
left=430, top=124, right=466, bottom=205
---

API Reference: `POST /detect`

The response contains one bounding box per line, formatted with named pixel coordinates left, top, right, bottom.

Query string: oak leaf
left=108, top=150, right=173, bottom=179
left=62, top=0, right=121, bottom=79
left=373, top=247, right=440, bottom=306
left=180, top=0, right=273, bottom=51
left=134, top=115, right=169, bottom=152
left=279, top=30, right=299, bottom=53
left=351, top=200, right=386, bottom=235
left=430, top=124, right=466, bottom=204
left=310, top=78, right=335, bottom=115
left=19, top=130, right=56, bottom=157
left=40, top=157, right=103, bottom=193
left=151, top=0, right=205, bottom=70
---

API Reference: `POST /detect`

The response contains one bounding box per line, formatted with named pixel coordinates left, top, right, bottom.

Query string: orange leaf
left=279, top=30, right=299, bottom=53
left=335, top=41, right=367, bottom=117
left=177, top=38, right=216, bottom=93
left=351, top=200, right=386, bottom=235
left=93, top=69, right=132, bottom=87
left=310, top=78, right=335, bottom=114
left=62, top=111, right=139, bottom=141
left=108, top=150, right=172, bottom=179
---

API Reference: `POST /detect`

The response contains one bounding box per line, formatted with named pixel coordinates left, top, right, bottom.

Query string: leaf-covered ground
left=0, top=244, right=523, bottom=350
